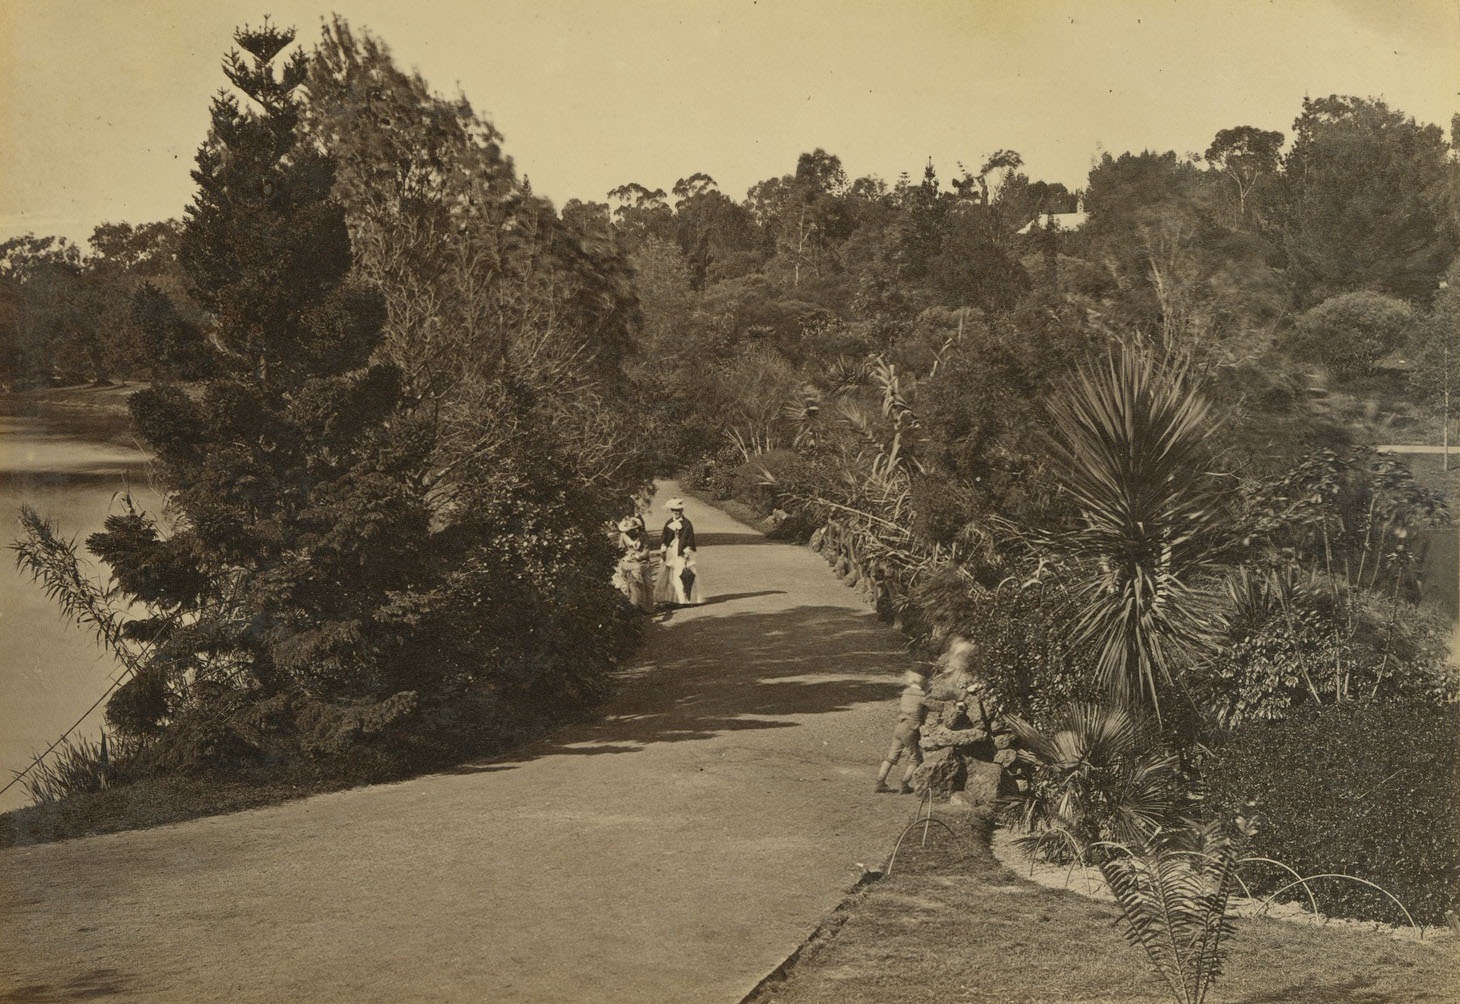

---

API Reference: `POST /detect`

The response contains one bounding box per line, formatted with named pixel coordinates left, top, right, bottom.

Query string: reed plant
left=15, top=732, right=135, bottom=804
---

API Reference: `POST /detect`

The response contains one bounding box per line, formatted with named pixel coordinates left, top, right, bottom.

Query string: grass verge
left=748, top=808, right=1460, bottom=1004
left=0, top=761, right=405, bottom=849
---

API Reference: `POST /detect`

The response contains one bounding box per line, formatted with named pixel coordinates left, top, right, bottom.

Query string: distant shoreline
left=0, top=382, right=144, bottom=450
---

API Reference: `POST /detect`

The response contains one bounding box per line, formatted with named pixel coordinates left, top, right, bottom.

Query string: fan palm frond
left=1004, top=702, right=1179, bottom=854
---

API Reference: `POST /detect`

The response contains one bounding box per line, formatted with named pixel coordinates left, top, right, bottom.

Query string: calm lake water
left=0, top=416, right=158, bottom=812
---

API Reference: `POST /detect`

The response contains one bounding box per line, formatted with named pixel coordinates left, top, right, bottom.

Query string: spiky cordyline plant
left=1045, top=345, right=1227, bottom=716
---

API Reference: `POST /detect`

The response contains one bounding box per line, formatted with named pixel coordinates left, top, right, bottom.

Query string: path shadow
left=691, top=590, right=786, bottom=607
left=695, top=531, right=777, bottom=547
left=472, top=604, right=907, bottom=769
left=3, top=967, right=141, bottom=1002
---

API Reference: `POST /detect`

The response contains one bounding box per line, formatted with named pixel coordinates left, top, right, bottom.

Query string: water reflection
left=0, top=415, right=158, bottom=812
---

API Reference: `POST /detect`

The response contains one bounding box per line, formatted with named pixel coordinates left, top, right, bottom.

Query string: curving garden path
left=0, top=483, right=930, bottom=1003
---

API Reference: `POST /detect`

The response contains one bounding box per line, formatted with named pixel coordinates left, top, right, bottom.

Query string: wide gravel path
left=0, top=483, right=928, bottom=1003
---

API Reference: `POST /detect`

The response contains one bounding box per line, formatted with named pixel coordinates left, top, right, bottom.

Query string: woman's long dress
left=613, top=531, right=654, bottom=612
left=655, top=516, right=704, bottom=605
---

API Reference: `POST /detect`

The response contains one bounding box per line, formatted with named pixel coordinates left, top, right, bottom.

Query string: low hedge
left=1204, top=699, right=1460, bottom=927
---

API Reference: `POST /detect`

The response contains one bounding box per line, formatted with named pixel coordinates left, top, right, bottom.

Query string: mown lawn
left=749, top=811, right=1460, bottom=1004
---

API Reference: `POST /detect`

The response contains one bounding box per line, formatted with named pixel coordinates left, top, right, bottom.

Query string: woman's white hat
left=665, top=497, right=686, bottom=510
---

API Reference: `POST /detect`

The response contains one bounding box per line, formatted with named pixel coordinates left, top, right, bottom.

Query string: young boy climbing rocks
left=874, top=637, right=978, bottom=794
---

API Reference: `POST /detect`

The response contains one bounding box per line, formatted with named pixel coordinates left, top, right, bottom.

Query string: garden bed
left=748, top=808, right=1460, bottom=1004
left=987, top=826, right=1451, bottom=943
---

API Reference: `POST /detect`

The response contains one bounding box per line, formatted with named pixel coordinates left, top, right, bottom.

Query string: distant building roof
left=1017, top=196, right=1087, bottom=235
left=1017, top=208, right=1089, bottom=235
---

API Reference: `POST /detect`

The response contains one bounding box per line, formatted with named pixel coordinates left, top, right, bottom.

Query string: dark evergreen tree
left=67, top=21, right=642, bottom=775
left=87, top=21, right=437, bottom=761
left=1282, top=96, right=1456, bottom=306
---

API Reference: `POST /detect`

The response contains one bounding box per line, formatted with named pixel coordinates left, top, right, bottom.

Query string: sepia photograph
left=2, top=1, right=1458, bottom=1000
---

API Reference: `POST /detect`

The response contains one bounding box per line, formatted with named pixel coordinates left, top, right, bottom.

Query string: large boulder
left=910, top=752, right=967, bottom=800
left=919, top=722, right=990, bottom=752
left=962, top=759, right=1005, bottom=807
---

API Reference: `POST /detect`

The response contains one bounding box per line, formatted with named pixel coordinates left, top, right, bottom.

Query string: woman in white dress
left=655, top=497, right=704, bottom=606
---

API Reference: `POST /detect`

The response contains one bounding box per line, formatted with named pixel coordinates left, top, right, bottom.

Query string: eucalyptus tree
left=1203, top=125, right=1284, bottom=225
left=304, top=16, right=648, bottom=498
left=1282, top=96, right=1455, bottom=305
left=669, top=173, right=757, bottom=287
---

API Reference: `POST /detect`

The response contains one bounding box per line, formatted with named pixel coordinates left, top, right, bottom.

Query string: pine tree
left=88, top=21, right=432, bottom=757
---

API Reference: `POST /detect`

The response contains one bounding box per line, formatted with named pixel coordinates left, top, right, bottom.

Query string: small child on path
left=874, top=637, right=978, bottom=794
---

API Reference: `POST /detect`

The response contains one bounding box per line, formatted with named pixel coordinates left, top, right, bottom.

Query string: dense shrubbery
left=678, top=445, right=740, bottom=501
left=952, top=582, right=1105, bottom=728
left=1285, top=292, right=1414, bottom=380
left=1237, top=445, right=1449, bottom=602
left=1193, top=576, right=1457, bottom=725
left=1203, top=700, right=1460, bottom=927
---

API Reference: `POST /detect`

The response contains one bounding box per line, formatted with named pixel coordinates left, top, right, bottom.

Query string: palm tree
left=1045, top=346, right=1226, bottom=715
left=1003, top=702, right=1179, bottom=860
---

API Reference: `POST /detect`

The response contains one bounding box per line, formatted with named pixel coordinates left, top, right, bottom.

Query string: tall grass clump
left=14, top=733, right=134, bottom=804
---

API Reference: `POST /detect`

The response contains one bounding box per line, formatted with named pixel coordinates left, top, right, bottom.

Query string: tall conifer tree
left=19, top=21, right=640, bottom=777
left=90, top=21, right=431, bottom=744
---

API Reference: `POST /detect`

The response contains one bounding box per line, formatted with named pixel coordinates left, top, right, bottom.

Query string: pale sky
left=1, top=0, right=1457, bottom=246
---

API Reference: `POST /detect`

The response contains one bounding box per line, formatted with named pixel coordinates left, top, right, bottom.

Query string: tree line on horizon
left=3, top=55, right=1455, bottom=405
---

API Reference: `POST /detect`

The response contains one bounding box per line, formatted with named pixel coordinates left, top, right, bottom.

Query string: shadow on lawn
left=1233, top=977, right=1395, bottom=1004
left=472, top=604, right=907, bottom=768
left=4, top=967, right=146, bottom=1003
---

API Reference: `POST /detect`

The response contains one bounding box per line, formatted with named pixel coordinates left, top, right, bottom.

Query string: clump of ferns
left=1095, top=815, right=1257, bottom=1004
